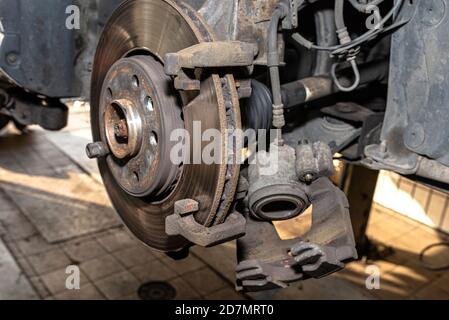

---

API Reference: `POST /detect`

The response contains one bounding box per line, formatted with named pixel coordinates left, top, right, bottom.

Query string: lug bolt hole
left=150, top=131, right=158, bottom=146
left=106, top=88, right=113, bottom=100
left=132, top=75, right=140, bottom=89
left=145, top=96, right=154, bottom=112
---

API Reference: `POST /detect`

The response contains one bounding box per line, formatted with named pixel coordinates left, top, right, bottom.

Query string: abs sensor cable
left=348, top=0, right=385, bottom=14
left=291, top=0, right=404, bottom=56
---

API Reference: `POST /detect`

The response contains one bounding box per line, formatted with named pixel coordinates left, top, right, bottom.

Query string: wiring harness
left=268, top=0, right=405, bottom=103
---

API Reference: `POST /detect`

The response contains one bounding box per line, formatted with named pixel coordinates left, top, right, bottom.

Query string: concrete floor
left=1, top=105, right=449, bottom=300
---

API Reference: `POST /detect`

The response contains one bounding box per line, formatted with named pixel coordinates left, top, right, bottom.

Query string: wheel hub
left=100, top=56, right=182, bottom=198
left=105, top=98, right=143, bottom=160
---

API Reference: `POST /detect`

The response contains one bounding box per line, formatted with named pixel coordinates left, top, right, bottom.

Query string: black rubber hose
left=243, top=59, right=389, bottom=114
left=313, top=8, right=337, bottom=76
left=267, top=6, right=287, bottom=130
left=334, top=0, right=346, bottom=32
left=268, top=8, right=283, bottom=108
left=281, top=59, right=389, bottom=108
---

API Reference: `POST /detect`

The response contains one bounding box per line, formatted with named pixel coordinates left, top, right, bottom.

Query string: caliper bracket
left=236, top=178, right=358, bottom=292
left=166, top=200, right=246, bottom=247
left=164, top=41, right=258, bottom=76
left=165, top=41, right=258, bottom=91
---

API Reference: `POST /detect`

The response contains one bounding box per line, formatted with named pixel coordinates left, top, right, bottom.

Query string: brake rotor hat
left=100, top=56, right=182, bottom=198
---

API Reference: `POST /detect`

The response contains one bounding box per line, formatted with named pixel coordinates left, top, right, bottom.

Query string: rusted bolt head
left=86, top=141, right=110, bottom=159
left=114, top=120, right=129, bottom=139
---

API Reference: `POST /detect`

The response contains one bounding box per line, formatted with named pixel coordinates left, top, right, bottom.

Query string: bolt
left=303, top=173, right=315, bottom=183
left=86, top=141, right=110, bottom=159
left=114, top=120, right=128, bottom=139
left=405, top=123, right=425, bottom=149
left=6, top=52, right=18, bottom=65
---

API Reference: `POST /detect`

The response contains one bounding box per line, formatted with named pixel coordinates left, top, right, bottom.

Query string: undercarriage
left=0, top=0, right=446, bottom=292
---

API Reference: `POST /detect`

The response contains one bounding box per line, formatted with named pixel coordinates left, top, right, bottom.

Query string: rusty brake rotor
left=91, top=0, right=241, bottom=252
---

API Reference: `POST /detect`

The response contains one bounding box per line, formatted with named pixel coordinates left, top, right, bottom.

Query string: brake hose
left=267, top=4, right=288, bottom=143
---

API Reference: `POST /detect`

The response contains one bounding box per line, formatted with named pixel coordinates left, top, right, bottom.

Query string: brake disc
left=91, top=0, right=241, bottom=252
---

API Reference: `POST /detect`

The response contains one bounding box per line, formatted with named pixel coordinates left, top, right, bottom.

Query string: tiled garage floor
left=0, top=105, right=449, bottom=300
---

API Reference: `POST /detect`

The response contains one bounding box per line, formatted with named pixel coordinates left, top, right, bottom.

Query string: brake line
left=291, top=0, right=405, bottom=55
left=267, top=3, right=288, bottom=144
left=331, top=0, right=361, bottom=92
left=348, top=0, right=385, bottom=14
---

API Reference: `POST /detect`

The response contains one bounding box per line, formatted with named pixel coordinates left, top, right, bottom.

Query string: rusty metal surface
left=236, top=212, right=303, bottom=292
left=237, top=177, right=358, bottom=292
left=166, top=211, right=246, bottom=247
left=296, top=140, right=335, bottom=183
left=164, top=41, right=258, bottom=76
left=90, top=0, right=241, bottom=252
left=213, top=75, right=243, bottom=225
left=100, top=56, right=182, bottom=198
left=198, top=0, right=239, bottom=40
left=197, top=0, right=277, bottom=65
left=237, top=0, right=278, bottom=65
